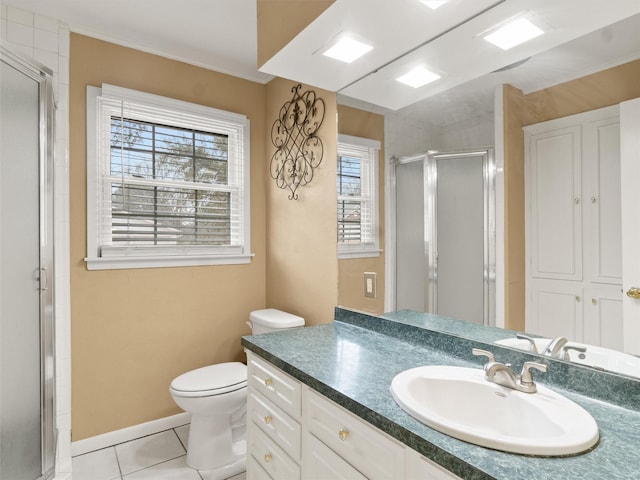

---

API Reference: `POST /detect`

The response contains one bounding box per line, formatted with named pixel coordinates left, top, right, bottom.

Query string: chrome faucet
left=472, top=348, right=548, bottom=394
left=541, top=337, right=569, bottom=358
left=516, top=333, right=539, bottom=353
left=561, top=344, right=587, bottom=361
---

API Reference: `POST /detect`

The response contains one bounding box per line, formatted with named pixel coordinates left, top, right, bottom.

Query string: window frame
left=86, top=84, right=251, bottom=270
left=337, top=134, right=381, bottom=259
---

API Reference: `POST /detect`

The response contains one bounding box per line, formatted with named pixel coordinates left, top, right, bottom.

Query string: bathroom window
left=337, top=134, right=380, bottom=259
left=86, top=84, right=251, bottom=270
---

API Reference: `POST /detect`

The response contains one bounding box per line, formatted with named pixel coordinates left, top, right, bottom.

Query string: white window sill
left=338, top=249, right=382, bottom=260
left=85, top=253, right=254, bottom=270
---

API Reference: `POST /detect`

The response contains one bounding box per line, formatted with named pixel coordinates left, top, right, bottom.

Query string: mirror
left=336, top=12, right=640, bottom=379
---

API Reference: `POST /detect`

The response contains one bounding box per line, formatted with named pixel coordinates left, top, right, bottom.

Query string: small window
left=337, top=134, right=380, bottom=259
left=86, top=84, right=251, bottom=270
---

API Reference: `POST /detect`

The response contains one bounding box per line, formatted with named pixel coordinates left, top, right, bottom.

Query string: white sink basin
left=496, top=337, right=640, bottom=377
left=390, top=366, right=599, bottom=456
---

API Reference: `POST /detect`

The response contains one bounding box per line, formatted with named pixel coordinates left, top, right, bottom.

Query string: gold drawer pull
left=338, top=428, right=349, bottom=441
left=264, top=415, right=272, bottom=424
left=264, top=453, right=272, bottom=463
left=264, top=377, right=272, bottom=387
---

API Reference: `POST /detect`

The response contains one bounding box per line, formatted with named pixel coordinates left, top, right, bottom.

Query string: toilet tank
left=249, top=308, right=305, bottom=335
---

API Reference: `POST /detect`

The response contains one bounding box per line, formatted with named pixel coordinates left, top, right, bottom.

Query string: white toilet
left=169, top=309, right=304, bottom=474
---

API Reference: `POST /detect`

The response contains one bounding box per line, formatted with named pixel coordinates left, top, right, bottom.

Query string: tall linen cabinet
left=524, top=105, right=622, bottom=349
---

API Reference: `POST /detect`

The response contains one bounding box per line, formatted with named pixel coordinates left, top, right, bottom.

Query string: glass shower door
left=395, top=149, right=495, bottom=326
left=425, top=150, right=495, bottom=325
left=1, top=50, right=55, bottom=480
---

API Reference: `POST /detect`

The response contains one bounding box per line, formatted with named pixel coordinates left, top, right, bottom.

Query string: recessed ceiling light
left=396, top=66, right=441, bottom=88
left=484, top=18, right=544, bottom=50
left=322, top=37, right=373, bottom=63
left=421, top=0, right=448, bottom=10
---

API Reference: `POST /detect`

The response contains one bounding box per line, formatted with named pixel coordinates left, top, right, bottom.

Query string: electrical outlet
left=364, top=272, right=376, bottom=299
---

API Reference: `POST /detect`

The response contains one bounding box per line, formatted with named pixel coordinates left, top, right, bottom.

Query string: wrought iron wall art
left=270, top=84, right=325, bottom=200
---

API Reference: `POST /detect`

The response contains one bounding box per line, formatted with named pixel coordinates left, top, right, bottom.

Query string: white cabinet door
left=620, top=97, right=640, bottom=355
left=583, top=285, right=624, bottom=350
left=525, top=105, right=623, bottom=345
left=528, top=280, right=583, bottom=341
left=528, top=125, right=582, bottom=281
left=583, top=117, right=622, bottom=285
left=302, top=433, right=367, bottom=480
left=406, top=448, right=462, bottom=480
left=303, top=388, right=405, bottom=479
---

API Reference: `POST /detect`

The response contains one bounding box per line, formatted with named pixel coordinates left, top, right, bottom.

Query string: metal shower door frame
left=424, top=148, right=496, bottom=326
left=1, top=46, right=57, bottom=480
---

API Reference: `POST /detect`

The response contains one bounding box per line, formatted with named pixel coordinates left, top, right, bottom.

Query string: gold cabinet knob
left=264, top=415, right=272, bottom=424
left=264, top=377, right=272, bottom=387
left=627, top=287, right=640, bottom=299
left=264, top=453, right=272, bottom=463
left=338, top=428, right=349, bottom=441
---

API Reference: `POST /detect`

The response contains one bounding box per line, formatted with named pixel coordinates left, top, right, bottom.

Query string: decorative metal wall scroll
left=270, top=84, right=325, bottom=200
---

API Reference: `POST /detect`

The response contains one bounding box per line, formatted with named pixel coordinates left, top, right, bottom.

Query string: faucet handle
left=562, top=344, right=587, bottom=361
left=516, top=334, right=539, bottom=353
left=519, top=361, right=548, bottom=386
left=472, top=348, right=496, bottom=364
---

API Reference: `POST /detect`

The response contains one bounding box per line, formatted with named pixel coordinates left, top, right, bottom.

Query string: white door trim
left=620, top=97, right=640, bottom=355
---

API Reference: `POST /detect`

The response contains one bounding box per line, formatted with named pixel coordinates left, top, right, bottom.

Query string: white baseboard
left=71, top=412, right=190, bottom=457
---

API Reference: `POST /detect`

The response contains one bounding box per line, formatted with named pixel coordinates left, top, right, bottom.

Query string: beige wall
left=257, top=0, right=335, bottom=68
left=502, top=84, right=526, bottom=331
left=503, top=58, right=640, bottom=330
left=265, top=78, right=338, bottom=326
left=522, top=59, right=640, bottom=126
left=69, top=34, right=267, bottom=440
left=337, top=105, right=385, bottom=314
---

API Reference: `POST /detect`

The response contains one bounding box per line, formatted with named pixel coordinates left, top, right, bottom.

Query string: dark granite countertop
left=241, top=309, right=640, bottom=480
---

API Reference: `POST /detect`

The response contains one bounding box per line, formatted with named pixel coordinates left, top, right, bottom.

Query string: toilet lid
left=171, top=362, right=247, bottom=394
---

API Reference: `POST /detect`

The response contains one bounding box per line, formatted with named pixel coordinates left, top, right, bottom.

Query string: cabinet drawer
left=302, top=431, right=367, bottom=480
left=248, top=388, right=301, bottom=461
left=406, top=448, right=462, bottom=480
left=249, top=419, right=300, bottom=480
left=247, top=452, right=273, bottom=480
left=303, top=388, right=404, bottom=479
left=247, top=352, right=301, bottom=417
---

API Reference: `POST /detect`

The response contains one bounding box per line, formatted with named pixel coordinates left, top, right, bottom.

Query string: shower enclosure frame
left=1, top=46, right=57, bottom=480
left=391, top=147, right=496, bottom=326
left=424, top=149, right=496, bottom=326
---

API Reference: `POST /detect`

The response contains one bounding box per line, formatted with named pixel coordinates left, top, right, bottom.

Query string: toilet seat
left=170, top=362, right=247, bottom=397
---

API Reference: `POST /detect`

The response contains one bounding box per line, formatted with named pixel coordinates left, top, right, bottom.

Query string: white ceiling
left=344, top=11, right=640, bottom=128
left=265, top=0, right=640, bottom=110
left=5, top=0, right=273, bottom=83
left=6, top=0, right=640, bottom=127
left=260, top=0, right=501, bottom=94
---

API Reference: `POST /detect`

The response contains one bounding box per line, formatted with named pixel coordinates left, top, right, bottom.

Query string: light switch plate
left=364, top=272, right=376, bottom=299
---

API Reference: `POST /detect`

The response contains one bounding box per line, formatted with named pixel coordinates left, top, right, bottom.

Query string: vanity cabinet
left=525, top=105, right=623, bottom=349
left=303, top=387, right=404, bottom=479
left=246, top=352, right=461, bottom=480
left=247, top=352, right=302, bottom=479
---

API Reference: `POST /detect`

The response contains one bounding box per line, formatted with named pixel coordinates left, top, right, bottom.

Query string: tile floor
left=71, top=425, right=246, bottom=480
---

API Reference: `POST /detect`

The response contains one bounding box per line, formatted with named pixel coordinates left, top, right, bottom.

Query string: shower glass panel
left=433, top=154, right=485, bottom=323
left=395, top=149, right=495, bottom=326
left=396, top=159, right=427, bottom=311
left=1, top=49, right=56, bottom=480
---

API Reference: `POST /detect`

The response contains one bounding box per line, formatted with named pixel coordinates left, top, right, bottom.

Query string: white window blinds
left=337, top=134, right=380, bottom=259
left=86, top=85, right=251, bottom=269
